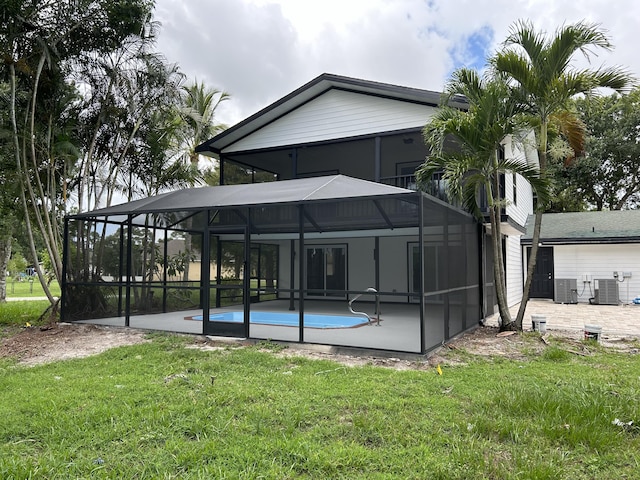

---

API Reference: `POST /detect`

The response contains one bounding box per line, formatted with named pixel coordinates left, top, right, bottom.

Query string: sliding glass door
left=305, top=245, right=346, bottom=298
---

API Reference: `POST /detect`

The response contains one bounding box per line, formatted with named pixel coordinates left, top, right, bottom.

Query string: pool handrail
left=348, top=287, right=381, bottom=326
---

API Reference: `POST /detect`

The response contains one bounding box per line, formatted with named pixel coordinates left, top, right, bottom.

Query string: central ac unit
left=593, top=279, right=619, bottom=305
left=554, top=278, right=577, bottom=304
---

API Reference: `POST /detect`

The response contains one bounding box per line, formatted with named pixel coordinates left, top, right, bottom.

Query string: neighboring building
left=521, top=210, right=640, bottom=304
left=62, top=73, right=537, bottom=354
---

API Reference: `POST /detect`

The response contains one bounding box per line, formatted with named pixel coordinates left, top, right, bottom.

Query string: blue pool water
left=191, top=311, right=368, bottom=329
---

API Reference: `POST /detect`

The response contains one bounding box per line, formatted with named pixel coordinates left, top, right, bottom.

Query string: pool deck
left=79, top=300, right=426, bottom=353
left=77, top=298, right=640, bottom=356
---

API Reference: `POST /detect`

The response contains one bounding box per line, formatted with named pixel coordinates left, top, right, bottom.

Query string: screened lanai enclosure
left=62, top=175, right=482, bottom=354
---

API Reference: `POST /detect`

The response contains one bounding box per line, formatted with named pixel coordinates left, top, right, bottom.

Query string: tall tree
left=417, top=69, right=548, bottom=330
left=492, top=20, right=633, bottom=329
left=549, top=89, right=640, bottom=211
left=176, top=82, right=229, bottom=280
left=0, top=82, right=19, bottom=302
left=1, top=0, right=157, bottom=304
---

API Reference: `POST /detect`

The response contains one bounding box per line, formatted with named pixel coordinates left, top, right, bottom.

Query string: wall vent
left=554, top=278, right=577, bottom=304
left=593, top=279, right=619, bottom=305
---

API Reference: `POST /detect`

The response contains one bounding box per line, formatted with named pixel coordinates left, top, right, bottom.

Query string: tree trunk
left=0, top=236, right=11, bottom=303
left=515, top=121, right=549, bottom=330
left=182, top=232, right=192, bottom=282
left=514, top=210, right=543, bottom=330
left=489, top=204, right=512, bottom=329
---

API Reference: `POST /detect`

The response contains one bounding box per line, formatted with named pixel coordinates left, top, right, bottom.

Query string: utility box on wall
left=554, top=278, right=577, bottom=304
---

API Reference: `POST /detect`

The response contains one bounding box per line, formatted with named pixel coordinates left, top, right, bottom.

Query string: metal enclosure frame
left=62, top=175, right=482, bottom=354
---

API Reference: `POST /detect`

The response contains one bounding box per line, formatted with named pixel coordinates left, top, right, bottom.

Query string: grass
left=5, top=279, right=60, bottom=298
left=1, top=331, right=640, bottom=478
left=0, top=301, right=52, bottom=327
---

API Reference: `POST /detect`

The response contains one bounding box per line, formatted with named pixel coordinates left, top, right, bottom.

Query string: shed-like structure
left=521, top=211, right=640, bottom=304
left=63, top=175, right=482, bottom=354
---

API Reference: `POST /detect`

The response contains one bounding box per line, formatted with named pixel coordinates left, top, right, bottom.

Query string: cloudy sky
left=153, top=0, right=640, bottom=127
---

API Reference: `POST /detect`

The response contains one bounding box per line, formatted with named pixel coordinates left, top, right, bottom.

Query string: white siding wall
left=226, top=90, right=437, bottom=152
left=503, top=136, right=534, bottom=228
left=505, top=235, right=524, bottom=306
left=553, top=244, right=640, bottom=303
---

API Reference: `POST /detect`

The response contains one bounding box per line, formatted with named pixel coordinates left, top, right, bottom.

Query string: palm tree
left=492, top=20, right=633, bottom=329
left=417, top=68, right=549, bottom=330
left=176, top=82, right=229, bottom=281
left=179, top=81, right=230, bottom=166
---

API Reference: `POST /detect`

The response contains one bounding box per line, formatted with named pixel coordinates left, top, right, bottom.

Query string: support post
left=243, top=210, right=251, bottom=338
left=374, top=136, right=381, bottom=182
left=162, top=229, right=168, bottom=313
left=216, top=237, right=222, bottom=308
left=289, top=239, right=295, bottom=311
left=60, top=217, right=69, bottom=322
left=291, top=148, right=298, bottom=179
left=201, top=215, right=210, bottom=335
left=374, top=236, right=380, bottom=313
left=418, top=195, right=425, bottom=353
left=117, top=226, right=124, bottom=317
left=125, top=215, right=133, bottom=327
left=298, top=205, right=305, bottom=343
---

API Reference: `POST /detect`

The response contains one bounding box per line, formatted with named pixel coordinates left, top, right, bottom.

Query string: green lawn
left=1, top=331, right=639, bottom=479
left=5, top=279, right=60, bottom=298
left=0, top=301, right=52, bottom=328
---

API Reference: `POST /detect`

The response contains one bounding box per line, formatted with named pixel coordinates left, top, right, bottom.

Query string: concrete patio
left=485, top=298, right=640, bottom=337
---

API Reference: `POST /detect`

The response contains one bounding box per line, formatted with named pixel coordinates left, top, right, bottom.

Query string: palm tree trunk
left=515, top=210, right=543, bottom=329
left=490, top=204, right=512, bottom=329
left=515, top=121, right=549, bottom=329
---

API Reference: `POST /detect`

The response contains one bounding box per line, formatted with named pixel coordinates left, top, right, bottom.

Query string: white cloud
left=153, top=0, right=640, bottom=126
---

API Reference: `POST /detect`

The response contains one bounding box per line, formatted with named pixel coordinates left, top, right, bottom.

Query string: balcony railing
left=380, top=174, right=453, bottom=205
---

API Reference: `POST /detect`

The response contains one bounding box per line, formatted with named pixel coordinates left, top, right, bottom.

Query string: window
left=512, top=172, right=517, bottom=206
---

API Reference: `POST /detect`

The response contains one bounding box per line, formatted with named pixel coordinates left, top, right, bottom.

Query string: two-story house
left=62, top=73, right=536, bottom=354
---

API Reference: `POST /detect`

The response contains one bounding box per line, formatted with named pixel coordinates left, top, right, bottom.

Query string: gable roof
left=196, top=73, right=467, bottom=155
left=71, top=174, right=415, bottom=219
left=522, top=211, right=640, bottom=245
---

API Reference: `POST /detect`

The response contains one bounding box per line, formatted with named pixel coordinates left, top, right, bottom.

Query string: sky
left=153, top=0, right=640, bottom=128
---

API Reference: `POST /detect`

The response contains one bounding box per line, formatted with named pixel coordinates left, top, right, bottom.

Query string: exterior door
left=529, top=247, right=554, bottom=298
left=305, top=245, right=346, bottom=297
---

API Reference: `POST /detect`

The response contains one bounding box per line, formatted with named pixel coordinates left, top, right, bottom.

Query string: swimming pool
left=189, top=311, right=369, bottom=329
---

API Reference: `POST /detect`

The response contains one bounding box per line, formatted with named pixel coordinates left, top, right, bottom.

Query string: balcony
left=380, top=174, right=453, bottom=205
